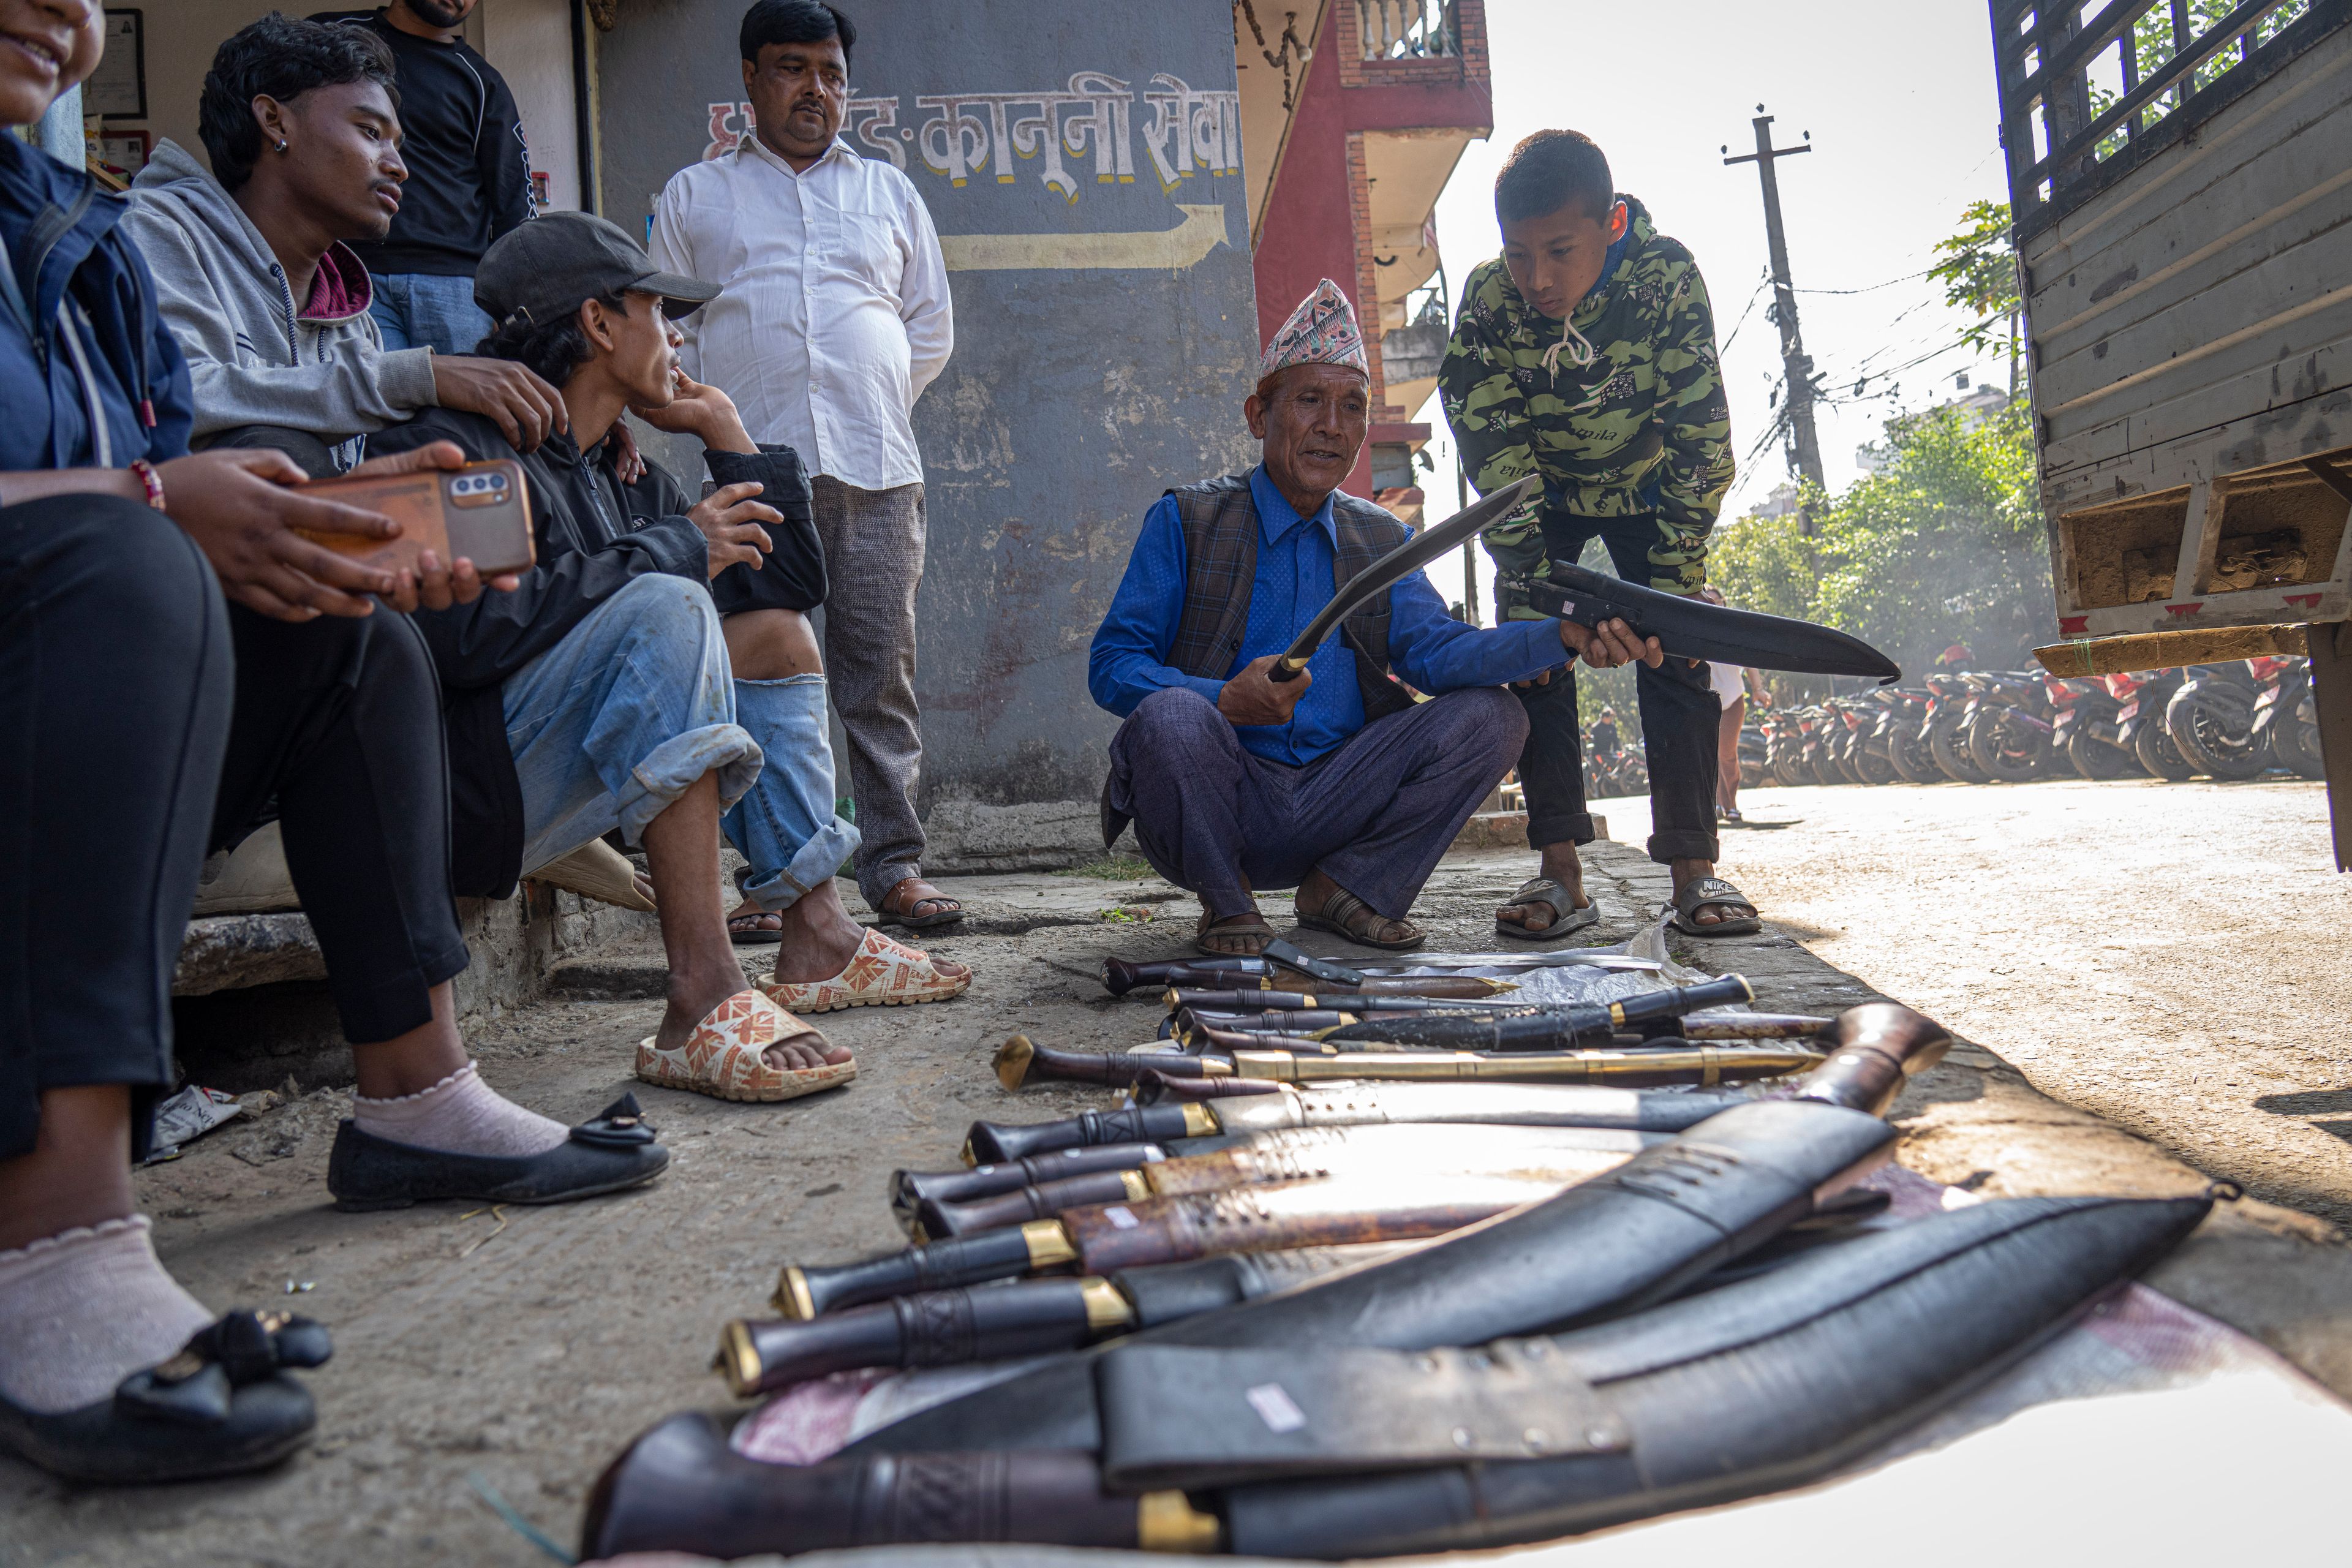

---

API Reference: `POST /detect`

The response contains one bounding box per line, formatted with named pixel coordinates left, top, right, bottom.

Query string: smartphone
left=296, top=459, right=537, bottom=577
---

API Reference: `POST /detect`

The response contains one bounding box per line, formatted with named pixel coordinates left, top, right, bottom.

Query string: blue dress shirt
left=1089, top=466, right=1567, bottom=765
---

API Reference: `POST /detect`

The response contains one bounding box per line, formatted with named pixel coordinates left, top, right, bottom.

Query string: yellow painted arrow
left=938, top=203, right=1228, bottom=272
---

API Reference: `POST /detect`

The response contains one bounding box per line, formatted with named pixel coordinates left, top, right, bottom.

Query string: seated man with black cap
left=372, top=212, right=968, bottom=1105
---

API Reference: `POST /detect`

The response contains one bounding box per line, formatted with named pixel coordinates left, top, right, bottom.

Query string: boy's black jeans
left=1515, top=511, right=1721, bottom=869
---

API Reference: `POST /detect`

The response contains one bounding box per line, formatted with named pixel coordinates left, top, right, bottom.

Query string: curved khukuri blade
left=1203, top=1194, right=2211, bottom=1557
left=1269, top=475, right=1541, bottom=680
left=835, top=1097, right=1898, bottom=1459
left=1525, top=565, right=1899, bottom=681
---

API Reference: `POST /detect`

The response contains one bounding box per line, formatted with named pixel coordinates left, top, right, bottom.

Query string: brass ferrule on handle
left=715, top=1318, right=763, bottom=1398
left=1137, top=1490, right=1223, bottom=1551
left=1021, top=1219, right=1080, bottom=1270
left=1080, top=1276, right=1139, bottom=1333
left=1180, top=1101, right=1218, bottom=1137
left=772, top=1265, right=817, bottom=1321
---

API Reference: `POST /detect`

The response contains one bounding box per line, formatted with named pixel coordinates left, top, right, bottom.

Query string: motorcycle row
left=1747, top=655, right=2328, bottom=788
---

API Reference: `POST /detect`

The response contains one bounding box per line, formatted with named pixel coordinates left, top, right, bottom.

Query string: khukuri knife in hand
left=1267, top=475, right=1541, bottom=683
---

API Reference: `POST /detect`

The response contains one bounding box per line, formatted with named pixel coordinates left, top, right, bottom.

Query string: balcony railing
left=1359, top=0, right=1458, bottom=59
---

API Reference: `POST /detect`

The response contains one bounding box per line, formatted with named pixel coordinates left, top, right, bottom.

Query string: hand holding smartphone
left=296, top=459, right=537, bottom=578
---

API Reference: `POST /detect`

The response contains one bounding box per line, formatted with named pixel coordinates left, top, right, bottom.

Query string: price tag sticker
left=1103, top=1205, right=1138, bottom=1229
left=1245, top=1382, right=1306, bottom=1433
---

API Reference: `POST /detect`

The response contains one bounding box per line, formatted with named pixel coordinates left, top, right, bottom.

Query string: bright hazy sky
left=1410, top=0, right=2013, bottom=616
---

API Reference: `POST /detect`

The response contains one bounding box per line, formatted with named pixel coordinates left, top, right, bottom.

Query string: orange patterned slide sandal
left=758, top=927, right=973, bottom=1015
left=634, top=989, right=856, bottom=1103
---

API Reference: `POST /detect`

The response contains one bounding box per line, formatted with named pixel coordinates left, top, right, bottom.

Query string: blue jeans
left=503, top=575, right=861, bottom=910
left=369, top=271, right=494, bottom=356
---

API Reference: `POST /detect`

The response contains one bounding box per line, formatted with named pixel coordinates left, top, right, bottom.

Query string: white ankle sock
left=351, top=1062, right=570, bottom=1158
left=0, top=1216, right=214, bottom=1414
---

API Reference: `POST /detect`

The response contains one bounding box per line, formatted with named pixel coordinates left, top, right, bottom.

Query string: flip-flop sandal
left=760, top=927, right=973, bottom=1013
left=1195, top=908, right=1274, bottom=957
left=0, top=1310, right=330, bottom=1485
left=327, top=1094, right=670, bottom=1210
left=1294, top=886, right=1427, bottom=952
left=1494, top=876, right=1601, bottom=942
left=876, top=882, right=965, bottom=932
left=635, top=989, right=857, bottom=1103
left=1668, top=875, right=1762, bottom=938
left=728, top=910, right=785, bottom=946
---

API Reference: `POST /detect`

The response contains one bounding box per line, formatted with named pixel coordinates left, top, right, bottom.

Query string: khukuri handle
left=963, top=1102, right=1208, bottom=1164
left=774, top=1222, right=1069, bottom=1319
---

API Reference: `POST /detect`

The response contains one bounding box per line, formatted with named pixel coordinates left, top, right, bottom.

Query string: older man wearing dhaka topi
left=1090, top=281, right=1657, bottom=956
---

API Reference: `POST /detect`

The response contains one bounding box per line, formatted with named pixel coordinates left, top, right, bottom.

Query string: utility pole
left=1724, top=105, right=1825, bottom=529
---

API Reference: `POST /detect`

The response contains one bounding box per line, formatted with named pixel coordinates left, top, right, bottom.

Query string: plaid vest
left=1163, top=474, right=1415, bottom=725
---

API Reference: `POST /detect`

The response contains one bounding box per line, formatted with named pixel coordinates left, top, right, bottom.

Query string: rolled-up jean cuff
left=1645, top=829, right=1719, bottom=865
left=739, top=815, right=862, bottom=911
left=614, top=722, right=763, bottom=846
left=1526, top=811, right=1596, bottom=851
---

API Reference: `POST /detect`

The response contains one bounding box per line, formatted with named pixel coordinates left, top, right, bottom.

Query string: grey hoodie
left=123, top=140, right=440, bottom=469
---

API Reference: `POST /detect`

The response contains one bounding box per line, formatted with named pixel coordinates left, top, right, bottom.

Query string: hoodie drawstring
left=1542, top=316, right=1597, bottom=378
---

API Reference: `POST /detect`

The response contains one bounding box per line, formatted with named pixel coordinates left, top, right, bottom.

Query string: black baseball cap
left=474, top=211, right=722, bottom=326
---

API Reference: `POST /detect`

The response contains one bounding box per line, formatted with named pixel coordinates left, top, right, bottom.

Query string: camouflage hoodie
left=1439, top=195, right=1734, bottom=611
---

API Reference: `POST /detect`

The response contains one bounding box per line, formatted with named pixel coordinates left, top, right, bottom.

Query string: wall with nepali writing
left=593, top=0, right=1261, bottom=850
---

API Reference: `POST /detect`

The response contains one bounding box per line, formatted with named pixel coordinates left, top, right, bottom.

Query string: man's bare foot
left=1497, top=843, right=1591, bottom=933
left=655, top=965, right=850, bottom=1071
left=1670, top=858, right=1755, bottom=928
left=1294, top=869, right=1420, bottom=947
left=878, top=876, right=963, bottom=928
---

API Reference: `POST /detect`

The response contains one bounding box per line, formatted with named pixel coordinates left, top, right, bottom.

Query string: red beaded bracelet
left=129, top=458, right=166, bottom=511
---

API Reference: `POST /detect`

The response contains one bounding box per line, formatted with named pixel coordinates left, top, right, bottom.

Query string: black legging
left=0, top=492, right=470, bottom=1163
left=1515, top=511, right=1721, bottom=867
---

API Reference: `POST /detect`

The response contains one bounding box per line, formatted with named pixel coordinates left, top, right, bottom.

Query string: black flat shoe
left=326, top=1093, right=669, bottom=1212
left=0, top=1310, right=330, bottom=1485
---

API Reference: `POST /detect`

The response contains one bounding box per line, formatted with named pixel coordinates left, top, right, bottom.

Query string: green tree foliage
left=1709, top=402, right=2054, bottom=692
left=1927, top=199, right=2020, bottom=369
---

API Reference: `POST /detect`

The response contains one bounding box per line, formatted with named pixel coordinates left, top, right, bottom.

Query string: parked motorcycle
left=2165, top=662, right=2271, bottom=780
left=1961, top=671, right=2057, bottom=783
left=2048, top=673, right=2142, bottom=780
left=1922, top=673, right=1990, bottom=783
left=1834, top=695, right=1898, bottom=785
left=1873, top=686, right=1940, bottom=783
left=2250, top=655, right=2326, bottom=781
left=2113, top=668, right=2195, bottom=780
left=1737, top=721, right=1770, bottom=788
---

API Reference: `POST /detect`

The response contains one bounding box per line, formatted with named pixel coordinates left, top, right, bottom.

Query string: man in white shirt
left=650, top=0, right=962, bottom=931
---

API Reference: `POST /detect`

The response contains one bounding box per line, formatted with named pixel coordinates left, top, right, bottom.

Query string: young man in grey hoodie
left=121, top=15, right=562, bottom=475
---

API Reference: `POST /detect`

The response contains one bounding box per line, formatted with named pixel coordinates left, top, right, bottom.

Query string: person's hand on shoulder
left=431, top=356, right=569, bottom=453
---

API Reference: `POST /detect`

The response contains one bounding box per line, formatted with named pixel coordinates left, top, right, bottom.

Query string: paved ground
left=4, top=833, right=2346, bottom=1566
left=1600, top=775, right=2352, bottom=1227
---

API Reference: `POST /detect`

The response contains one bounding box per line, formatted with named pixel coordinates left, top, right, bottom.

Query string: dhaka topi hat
left=1259, top=277, right=1370, bottom=382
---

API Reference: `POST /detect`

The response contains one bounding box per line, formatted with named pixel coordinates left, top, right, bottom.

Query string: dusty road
left=1602, top=775, right=2352, bottom=1227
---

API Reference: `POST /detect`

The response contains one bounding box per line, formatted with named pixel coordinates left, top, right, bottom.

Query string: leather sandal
left=1668, top=875, right=1762, bottom=938
left=1494, top=876, right=1600, bottom=942
left=326, top=1095, right=669, bottom=1211
left=875, top=878, right=963, bottom=931
left=0, top=1310, right=330, bottom=1485
left=1195, top=907, right=1273, bottom=957
left=1293, top=886, right=1427, bottom=951
left=759, top=928, right=970, bottom=1013
left=635, top=989, right=856, bottom=1103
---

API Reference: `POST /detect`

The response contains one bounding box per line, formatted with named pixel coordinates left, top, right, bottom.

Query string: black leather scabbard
left=1524, top=565, right=1901, bottom=680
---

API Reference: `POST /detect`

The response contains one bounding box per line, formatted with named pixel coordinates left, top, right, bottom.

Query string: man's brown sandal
left=1195, top=908, right=1274, bottom=957
left=1295, top=886, right=1426, bottom=951
left=876, top=878, right=964, bottom=932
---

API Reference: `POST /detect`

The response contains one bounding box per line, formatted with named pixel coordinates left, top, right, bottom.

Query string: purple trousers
left=1106, top=686, right=1527, bottom=921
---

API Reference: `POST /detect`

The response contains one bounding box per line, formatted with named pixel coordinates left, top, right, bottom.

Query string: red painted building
left=1235, top=0, right=1493, bottom=514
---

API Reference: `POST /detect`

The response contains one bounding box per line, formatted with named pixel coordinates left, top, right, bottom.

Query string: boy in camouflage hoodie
left=1439, top=129, right=1758, bottom=938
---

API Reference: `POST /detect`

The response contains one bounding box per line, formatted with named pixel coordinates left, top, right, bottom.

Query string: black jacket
left=313, top=10, right=534, bottom=276
left=369, top=408, right=821, bottom=895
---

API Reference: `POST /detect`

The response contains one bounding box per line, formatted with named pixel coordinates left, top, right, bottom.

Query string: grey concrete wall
left=593, top=0, right=1261, bottom=859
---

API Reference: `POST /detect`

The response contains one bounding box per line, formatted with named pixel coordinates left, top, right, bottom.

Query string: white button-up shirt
left=650, top=134, right=952, bottom=492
